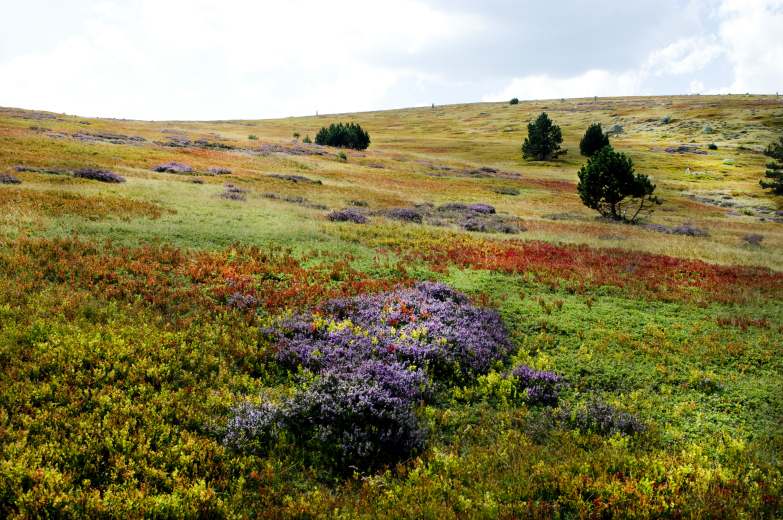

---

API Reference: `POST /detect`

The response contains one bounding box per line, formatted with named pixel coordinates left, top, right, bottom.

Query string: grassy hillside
left=1, top=95, right=782, bottom=518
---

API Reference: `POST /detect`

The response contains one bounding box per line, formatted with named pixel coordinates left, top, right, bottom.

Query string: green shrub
left=315, top=122, right=370, bottom=150
left=248, top=134, right=258, bottom=140
left=510, top=98, right=519, bottom=105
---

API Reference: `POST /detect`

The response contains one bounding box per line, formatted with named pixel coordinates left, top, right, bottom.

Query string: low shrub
left=566, top=399, right=645, bottom=436
left=708, top=143, right=718, bottom=150
left=510, top=98, right=519, bottom=105
left=327, top=208, right=368, bottom=224
left=72, top=168, right=126, bottom=183
left=385, top=207, right=423, bottom=223
left=511, top=366, right=565, bottom=406
left=493, top=186, right=520, bottom=196
left=153, top=162, right=193, bottom=174
left=220, top=184, right=247, bottom=201
left=207, top=167, right=232, bottom=175
left=248, top=134, right=259, bottom=140
left=0, top=173, right=22, bottom=184
left=468, top=203, right=496, bottom=215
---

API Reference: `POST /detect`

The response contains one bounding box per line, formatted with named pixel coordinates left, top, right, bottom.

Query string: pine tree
left=577, top=146, right=660, bottom=222
left=522, top=112, right=563, bottom=161
left=579, top=123, right=610, bottom=157
left=760, top=136, right=783, bottom=195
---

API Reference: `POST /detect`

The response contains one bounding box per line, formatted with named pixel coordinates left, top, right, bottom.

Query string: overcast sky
left=1, top=0, right=781, bottom=120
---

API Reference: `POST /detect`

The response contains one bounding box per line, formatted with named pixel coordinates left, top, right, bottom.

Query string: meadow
left=0, top=95, right=782, bottom=518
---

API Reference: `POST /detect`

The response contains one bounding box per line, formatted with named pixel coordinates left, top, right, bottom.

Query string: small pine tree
left=760, top=136, right=783, bottom=195
left=522, top=112, right=563, bottom=161
left=577, top=146, right=660, bottom=222
left=510, top=98, right=519, bottom=105
left=579, top=123, right=610, bottom=157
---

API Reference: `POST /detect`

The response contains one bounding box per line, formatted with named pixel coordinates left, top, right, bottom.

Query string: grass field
left=1, top=95, right=782, bottom=518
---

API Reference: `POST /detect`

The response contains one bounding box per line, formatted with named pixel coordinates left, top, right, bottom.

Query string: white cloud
left=643, top=36, right=723, bottom=76
left=718, top=0, right=783, bottom=93
left=486, top=0, right=782, bottom=102
left=484, top=70, right=643, bottom=102
left=0, top=0, right=482, bottom=119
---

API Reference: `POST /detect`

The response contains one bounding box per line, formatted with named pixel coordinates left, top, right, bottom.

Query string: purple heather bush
left=327, top=208, right=368, bottom=224
left=229, top=282, right=513, bottom=472
left=153, top=161, right=193, bottom=174
left=208, top=166, right=232, bottom=175
left=512, top=365, right=565, bottom=406
left=72, top=168, right=126, bottom=183
left=227, top=292, right=257, bottom=310
left=0, top=173, right=22, bottom=184
left=467, top=203, right=496, bottom=214
left=220, top=184, right=247, bottom=201
left=385, top=207, right=423, bottom=223
left=568, top=399, right=645, bottom=436
left=269, top=282, right=512, bottom=382
left=226, top=368, right=427, bottom=473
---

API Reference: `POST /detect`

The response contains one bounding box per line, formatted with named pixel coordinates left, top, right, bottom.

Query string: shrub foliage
left=315, top=122, right=371, bottom=150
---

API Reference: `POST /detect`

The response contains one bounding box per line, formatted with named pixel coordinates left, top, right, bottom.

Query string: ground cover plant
left=0, top=95, right=782, bottom=518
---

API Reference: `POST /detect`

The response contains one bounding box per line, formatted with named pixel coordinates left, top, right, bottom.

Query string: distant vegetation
left=522, top=112, right=563, bottom=160
left=315, top=122, right=370, bottom=150
left=579, top=123, right=610, bottom=157
left=577, top=146, right=660, bottom=222
left=509, top=97, right=519, bottom=105
left=760, top=136, right=783, bottom=194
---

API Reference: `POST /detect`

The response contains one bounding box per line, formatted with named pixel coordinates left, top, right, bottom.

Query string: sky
left=1, top=0, right=781, bottom=120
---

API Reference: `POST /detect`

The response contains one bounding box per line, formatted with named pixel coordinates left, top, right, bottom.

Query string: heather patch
left=269, top=173, right=322, bottom=185
left=644, top=223, right=709, bottom=237
left=0, top=173, right=21, bottom=184
left=72, top=168, right=126, bottom=183
left=262, top=192, right=327, bottom=210
left=229, top=282, right=515, bottom=472
left=384, top=207, right=423, bottom=223
left=328, top=208, right=368, bottom=224
left=153, top=162, right=193, bottom=174
left=511, top=366, right=565, bottom=407
left=220, top=183, right=247, bottom=201
left=207, top=166, right=232, bottom=175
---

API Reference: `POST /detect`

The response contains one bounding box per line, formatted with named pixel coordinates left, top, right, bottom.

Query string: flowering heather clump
left=220, top=184, right=247, bottom=201
left=0, top=173, right=21, bottom=184
left=468, top=203, right=496, bottom=214
left=269, top=282, right=512, bottom=381
left=227, top=291, right=257, bottom=310
left=72, top=168, right=126, bottom=183
left=207, top=166, right=232, bottom=175
left=511, top=365, right=565, bottom=406
left=229, top=282, right=511, bottom=471
left=328, top=208, right=368, bottom=224
left=385, top=207, right=423, bottom=223
left=227, top=371, right=426, bottom=473
left=153, top=162, right=193, bottom=173
left=568, top=399, right=645, bottom=436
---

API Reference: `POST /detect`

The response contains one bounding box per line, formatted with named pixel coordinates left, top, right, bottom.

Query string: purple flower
left=328, top=208, right=368, bottom=224
left=512, top=365, right=565, bottom=406
left=72, top=168, right=126, bottom=183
